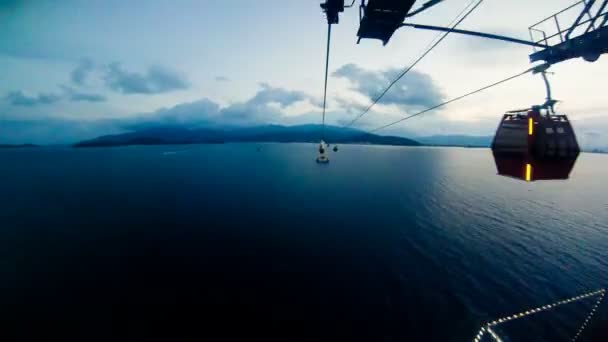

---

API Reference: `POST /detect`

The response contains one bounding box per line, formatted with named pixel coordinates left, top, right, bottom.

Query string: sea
left=1, top=144, right=607, bottom=341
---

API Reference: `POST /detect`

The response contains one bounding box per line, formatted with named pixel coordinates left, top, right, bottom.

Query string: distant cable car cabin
left=491, top=107, right=579, bottom=182
left=317, top=141, right=330, bottom=163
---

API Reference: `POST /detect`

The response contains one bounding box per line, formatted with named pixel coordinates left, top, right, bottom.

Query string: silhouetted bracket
left=357, top=0, right=417, bottom=45
left=399, top=23, right=547, bottom=48
left=529, top=0, right=608, bottom=64
left=320, top=0, right=345, bottom=24
left=354, top=0, right=608, bottom=67
left=529, top=25, right=608, bottom=63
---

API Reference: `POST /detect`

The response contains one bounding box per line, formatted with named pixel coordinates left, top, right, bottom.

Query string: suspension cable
left=364, top=67, right=535, bottom=134
left=420, top=0, right=479, bottom=54
left=343, top=0, right=485, bottom=129
left=321, top=23, right=332, bottom=141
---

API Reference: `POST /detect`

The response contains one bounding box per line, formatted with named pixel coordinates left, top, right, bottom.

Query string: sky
left=1, top=0, right=607, bottom=148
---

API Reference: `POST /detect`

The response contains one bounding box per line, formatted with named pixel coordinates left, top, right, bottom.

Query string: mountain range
left=74, top=124, right=421, bottom=147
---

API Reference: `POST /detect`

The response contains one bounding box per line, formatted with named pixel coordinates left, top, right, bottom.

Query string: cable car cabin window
left=557, top=127, right=565, bottom=134
left=546, top=127, right=554, bottom=134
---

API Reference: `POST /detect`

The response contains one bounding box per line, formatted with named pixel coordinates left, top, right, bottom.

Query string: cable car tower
left=322, top=0, right=608, bottom=64
left=319, top=0, right=608, bottom=180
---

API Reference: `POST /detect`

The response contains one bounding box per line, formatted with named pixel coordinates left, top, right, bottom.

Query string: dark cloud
left=1, top=84, right=347, bottom=144
left=103, top=63, right=189, bottom=94
left=70, top=58, right=95, bottom=85
left=333, top=63, right=445, bottom=108
left=70, top=92, right=106, bottom=102
left=248, top=83, right=309, bottom=107
left=124, top=83, right=317, bottom=129
left=123, top=99, right=221, bottom=130
left=219, top=83, right=319, bottom=125
left=215, top=76, right=230, bottom=82
left=60, top=85, right=106, bottom=103
left=5, top=90, right=62, bottom=106
left=0, top=0, right=20, bottom=13
left=5, top=85, right=106, bottom=106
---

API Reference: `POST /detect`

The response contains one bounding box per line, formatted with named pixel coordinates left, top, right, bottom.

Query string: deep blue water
left=1, top=144, right=607, bottom=341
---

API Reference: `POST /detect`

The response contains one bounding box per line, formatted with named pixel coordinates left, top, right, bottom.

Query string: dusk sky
left=1, top=0, right=607, bottom=147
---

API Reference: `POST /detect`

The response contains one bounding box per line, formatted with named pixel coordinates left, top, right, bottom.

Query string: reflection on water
left=492, top=152, right=579, bottom=181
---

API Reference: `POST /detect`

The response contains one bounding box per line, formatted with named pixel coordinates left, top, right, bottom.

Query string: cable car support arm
left=405, top=0, right=445, bottom=18
left=399, top=23, right=548, bottom=48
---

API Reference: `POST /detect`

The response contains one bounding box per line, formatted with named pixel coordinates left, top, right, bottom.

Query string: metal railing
left=473, top=289, right=606, bottom=342
left=528, top=0, right=608, bottom=51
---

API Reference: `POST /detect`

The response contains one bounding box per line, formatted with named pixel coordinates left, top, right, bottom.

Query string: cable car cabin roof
left=357, top=0, right=417, bottom=45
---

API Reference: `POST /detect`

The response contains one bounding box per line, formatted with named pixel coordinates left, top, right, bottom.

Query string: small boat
left=333, top=145, right=338, bottom=152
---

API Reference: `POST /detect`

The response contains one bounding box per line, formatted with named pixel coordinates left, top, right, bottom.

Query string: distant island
left=0, top=144, right=39, bottom=148
left=74, top=124, right=421, bottom=148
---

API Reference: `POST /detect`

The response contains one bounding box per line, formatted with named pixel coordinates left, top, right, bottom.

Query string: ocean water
left=1, top=144, right=607, bottom=341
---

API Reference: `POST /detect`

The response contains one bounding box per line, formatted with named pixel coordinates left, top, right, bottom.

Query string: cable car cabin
left=357, top=0, right=417, bottom=45
left=491, top=108, right=580, bottom=182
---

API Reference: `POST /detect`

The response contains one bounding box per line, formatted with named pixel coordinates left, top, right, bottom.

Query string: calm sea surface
left=1, top=144, right=607, bottom=341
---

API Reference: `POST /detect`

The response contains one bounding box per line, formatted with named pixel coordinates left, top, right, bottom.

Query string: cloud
left=570, top=115, right=608, bottom=150
left=120, top=98, right=221, bottom=131
left=0, top=0, right=21, bottom=14
left=215, top=76, right=230, bottom=82
left=5, top=85, right=107, bottom=106
left=60, top=85, right=106, bottom=103
left=0, top=119, right=123, bottom=145
left=69, top=92, right=106, bottom=102
left=333, top=96, right=368, bottom=115
left=71, top=58, right=95, bottom=85
left=333, top=63, right=445, bottom=108
left=248, top=83, right=310, bottom=107
left=4, top=80, right=607, bottom=149
left=121, top=83, right=319, bottom=129
left=103, top=62, right=189, bottom=94
left=218, top=83, right=320, bottom=125
left=5, top=90, right=62, bottom=106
